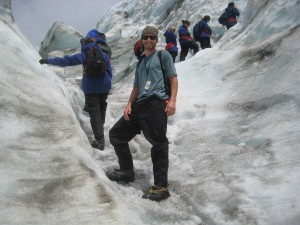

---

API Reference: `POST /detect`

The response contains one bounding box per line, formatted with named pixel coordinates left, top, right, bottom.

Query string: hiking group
left=39, top=2, right=239, bottom=202
left=135, top=2, right=239, bottom=62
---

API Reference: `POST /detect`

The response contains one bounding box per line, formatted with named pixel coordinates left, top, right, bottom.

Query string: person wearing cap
left=225, top=2, right=240, bottom=29
left=164, top=26, right=178, bottom=62
left=106, top=25, right=178, bottom=202
left=178, top=20, right=199, bottom=61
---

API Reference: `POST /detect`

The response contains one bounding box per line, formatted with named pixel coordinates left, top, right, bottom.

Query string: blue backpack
left=193, top=22, right=201, bottom=41
left=82, top=38, right=108, bottom=77
left=218, top=12, right=228, bottom=25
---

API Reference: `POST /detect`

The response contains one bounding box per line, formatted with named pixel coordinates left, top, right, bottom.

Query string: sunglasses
left=142, top=35, right=158, bottom=40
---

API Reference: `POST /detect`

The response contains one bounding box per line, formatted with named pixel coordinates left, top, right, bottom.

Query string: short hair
left=204, top=15, right=210, bottom=21
left=228, top=2, right=234, bottom=7
left=169, top=26, right=176, bottom=31
left=182, top=20, right=190, bottom=25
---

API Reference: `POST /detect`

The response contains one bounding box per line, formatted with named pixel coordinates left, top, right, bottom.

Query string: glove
left=39, top=59, right=47, bottom=64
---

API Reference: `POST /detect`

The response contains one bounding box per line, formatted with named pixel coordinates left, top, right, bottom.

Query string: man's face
left=141, top=34, right=158, bottom=50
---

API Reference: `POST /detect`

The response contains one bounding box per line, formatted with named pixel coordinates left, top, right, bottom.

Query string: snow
left=1, top=0, right=300, bottom=225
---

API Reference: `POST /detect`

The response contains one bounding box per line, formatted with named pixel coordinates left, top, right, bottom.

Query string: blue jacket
left=178, top=25, right=193, bottom=45
left=225, top=6, right=240, bottom=19
left=168, top=45, right=178, bottom=53
left=85, top=29, right=107, bottom=42
left=47, top=29, right=112, bottom=95
left=225, top=6, right=240, bottom=28
left=197, top=19, right=212, bottom=38
left=164, top=30, right=177, bottom=46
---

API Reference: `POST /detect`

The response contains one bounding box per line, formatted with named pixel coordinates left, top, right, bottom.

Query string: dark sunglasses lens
left=142, top=35, right=157, bottom=40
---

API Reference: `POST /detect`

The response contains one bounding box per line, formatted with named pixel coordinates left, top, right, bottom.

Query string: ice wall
left=0, top=2, right=137, bottom=225
left=39, top=21, right=83, bottom=58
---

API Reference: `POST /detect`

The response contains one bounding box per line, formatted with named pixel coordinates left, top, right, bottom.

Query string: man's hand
left=123, top=103, right=132, bottom=121
left=165, top=99, right=176, bottom=116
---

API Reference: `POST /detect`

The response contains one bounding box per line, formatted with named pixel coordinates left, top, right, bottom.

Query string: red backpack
left=134, top=40, right=144, bottom=59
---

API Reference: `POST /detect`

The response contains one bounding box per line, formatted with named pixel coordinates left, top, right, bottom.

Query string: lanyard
left=144, top=53, right=154, bottom=76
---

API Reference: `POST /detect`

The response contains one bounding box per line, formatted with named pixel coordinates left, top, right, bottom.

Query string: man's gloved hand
left=39, top=59, right=47, bottom=64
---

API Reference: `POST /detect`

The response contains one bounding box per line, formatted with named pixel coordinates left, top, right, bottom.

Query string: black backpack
left=137, top=50, right=171, bottom=97
left=158, top=51, right=171, bottom=97
left=98, top=32, right=112, bottom=59
left=218, top=11, right=228, bottom=25
left=98, top=42, right=112, bottom=59
left=82, top=38, right=108, bottom=77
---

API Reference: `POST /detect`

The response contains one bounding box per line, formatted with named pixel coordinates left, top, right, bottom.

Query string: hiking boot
left=91, top=138, right=105, bottom=150
left=98, top=137, right=105, bottom=150
left=106, top=169, right=135, bottom=183
left=142, top=186, right=170, bottom=201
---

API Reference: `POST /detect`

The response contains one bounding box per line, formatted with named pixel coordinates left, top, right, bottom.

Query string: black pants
left=199, top=37, right=211, bottom=49
left=109, top=96, right=169, bottom=187
left=180, top=41, right=199, bottom=61
left=84, top=93, right=108, bottom=141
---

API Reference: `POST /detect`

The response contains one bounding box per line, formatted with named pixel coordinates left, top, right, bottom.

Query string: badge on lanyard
left=144, top=80, right=151, bottom=90
left=144, top=54, right=154, bottom=91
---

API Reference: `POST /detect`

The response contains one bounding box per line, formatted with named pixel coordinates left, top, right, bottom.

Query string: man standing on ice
left=106, top=25, right=178, bottom=201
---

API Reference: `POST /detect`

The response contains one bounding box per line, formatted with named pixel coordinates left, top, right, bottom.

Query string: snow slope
left=1, top=0, right=300, bottom=224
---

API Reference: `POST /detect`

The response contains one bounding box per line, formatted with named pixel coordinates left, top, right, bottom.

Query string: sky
left=11, top=0, right=121, bottom=47
left=1, top=0, right=300, bottom=224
